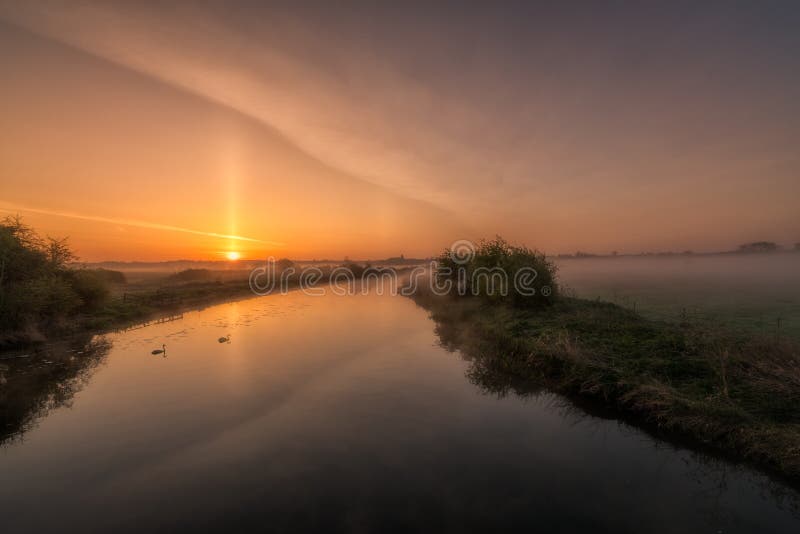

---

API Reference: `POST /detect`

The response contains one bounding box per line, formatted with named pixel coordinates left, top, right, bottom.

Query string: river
left=1, top=290, right=798, bottom=532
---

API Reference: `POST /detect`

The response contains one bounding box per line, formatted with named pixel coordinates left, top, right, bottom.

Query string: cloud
left=1, top=2, right=797, bottom=252
left=0, top=202, right=283, bottom=246
left=0, top=3, right=457, bottom=204
left=0, top=2, right=548, bottom=214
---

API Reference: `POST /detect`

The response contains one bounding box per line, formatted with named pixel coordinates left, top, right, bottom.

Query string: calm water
left=1, top=290, right=799, bottom=532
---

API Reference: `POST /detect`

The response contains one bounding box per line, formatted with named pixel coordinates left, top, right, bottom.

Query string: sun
left=225, top=251, right=241, bottom=261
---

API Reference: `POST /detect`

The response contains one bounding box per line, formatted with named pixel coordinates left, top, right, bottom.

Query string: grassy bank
left=1, top=216, right=283, bottom=346
left=4, top=268, right=403, bottom=349
left=78, top=278, right=257, bottom=332
left=1, top=274, right=260, bottom=348
left=411, top=289, right=800, bottom=482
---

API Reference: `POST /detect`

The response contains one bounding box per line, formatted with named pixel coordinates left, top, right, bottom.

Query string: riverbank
left=0, top=279, right=259, bottom=349
left=1, top=264, right=410, bottom=349
left=411, top=290, right=800, bottom=482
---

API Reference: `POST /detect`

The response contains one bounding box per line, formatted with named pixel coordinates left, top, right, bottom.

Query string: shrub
left=169, top=268, right=216, bottom=282
left=69, top=270, right=111, bottom=311
left=341, top=262, right=366, bottom=278
left=738, top=241, right=780, bottom=253
left=0, top=216, right=112, bottom=343
left=24, top=276, right=82, bottom=319
left=275, top=258, right=296, bottom=273
left=90, top=268, right=126, bottom=284
left=435, top=236, right=558, bottom=308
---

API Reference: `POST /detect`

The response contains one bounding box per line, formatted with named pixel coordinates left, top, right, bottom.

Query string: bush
left=275, top=258, right=295, bottom=273
left=435, top=236, right=558, bottom=308
left=90, top=268, right=126, bottom=284
left=341, top=262, right=366, bottom=278
left=2, top=276, right=76, bottom=330
left=69, top=270, right=111, bottom=311
left=738, top=241, right=780, bottom=253
left=0, top=216, right=112, bottom=343
left=169, top=268, right=216, bottom=283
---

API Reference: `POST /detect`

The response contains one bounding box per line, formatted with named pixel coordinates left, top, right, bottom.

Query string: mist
left=557, top=252, right=800, bottom=338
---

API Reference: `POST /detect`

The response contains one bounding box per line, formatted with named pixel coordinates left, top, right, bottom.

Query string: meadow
left=410, top=242, right=800, bottom=482
left=556, top=253, right=800, bottom=340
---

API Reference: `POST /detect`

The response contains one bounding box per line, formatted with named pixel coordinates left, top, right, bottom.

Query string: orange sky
left=1, top=3, right=798, bottom=261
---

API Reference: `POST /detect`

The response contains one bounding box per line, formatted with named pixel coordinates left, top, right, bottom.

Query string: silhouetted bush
left=275, top=258, right=296, bottom=273
left=738, top=241, right=780, bottom=253
left=435, top=236, right=558, bottom=308
left=0, top=216, right=113, bottom=344
left=68, top=270, right=111, bottom=311
left=89, top=268, right=126, bottom=284
left=341, top=262, right=366, bottom=278
left=169, top=268, right=216, bottom=283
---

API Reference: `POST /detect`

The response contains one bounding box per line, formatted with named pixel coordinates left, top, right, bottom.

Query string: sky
left=1, top=1, right=798, bottom=261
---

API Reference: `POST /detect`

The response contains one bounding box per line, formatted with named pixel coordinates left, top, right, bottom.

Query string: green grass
left=557, top=254, right=800, bottom=340
left=70, top=278, right=258, bottom=333
left=412, top=289, right=800, bottom=482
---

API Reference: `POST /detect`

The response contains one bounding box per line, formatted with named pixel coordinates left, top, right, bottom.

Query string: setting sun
left=225, top=251, right=240, bottom=261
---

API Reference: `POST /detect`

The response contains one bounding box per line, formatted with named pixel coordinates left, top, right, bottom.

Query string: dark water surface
left=1, top=291, right=798, bottom=532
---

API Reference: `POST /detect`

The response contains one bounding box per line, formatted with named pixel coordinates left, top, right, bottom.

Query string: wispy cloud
left=0, top=203, right=283, bottom=246
left=2, top=3, right=798, bottom=252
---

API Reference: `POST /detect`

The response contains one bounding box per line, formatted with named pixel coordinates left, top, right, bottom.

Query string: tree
left=275, top=258, right=295, bottom=273
left=0, top=216, right=110, bottom=344
left=738, top=241, right=779, bottom=253
left=46, top=236, right=77, bottom=269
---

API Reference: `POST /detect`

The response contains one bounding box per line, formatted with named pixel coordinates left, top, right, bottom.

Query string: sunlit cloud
left=0, top=202, right=283, bottom=246
left=1, top=2, right=798, bottom=255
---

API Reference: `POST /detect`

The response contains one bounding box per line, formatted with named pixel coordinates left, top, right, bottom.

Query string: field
left=557, top=253, right=800, bottom=340
left=404, top=244, right=800, bottom=480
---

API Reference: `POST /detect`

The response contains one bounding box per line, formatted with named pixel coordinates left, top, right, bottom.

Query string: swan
left=218, top=335, right=231, bottom=344
left=151, top=344, right=166, bottom=355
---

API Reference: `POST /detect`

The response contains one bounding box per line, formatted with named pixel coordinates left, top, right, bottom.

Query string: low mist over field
left=558, top=253, right=800, bottom=337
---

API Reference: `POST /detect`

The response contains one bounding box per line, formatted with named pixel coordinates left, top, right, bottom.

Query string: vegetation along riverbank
left=0, top=216, right=394, bottom=348
left=412, top=238, right=800, bottom=482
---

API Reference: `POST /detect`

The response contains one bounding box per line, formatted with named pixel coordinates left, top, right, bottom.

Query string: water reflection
left=0, top=292, right=799, bottom=532
left=424, top=299, right=800, bottom=521
left=0, top=335, right=112, bottom=445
